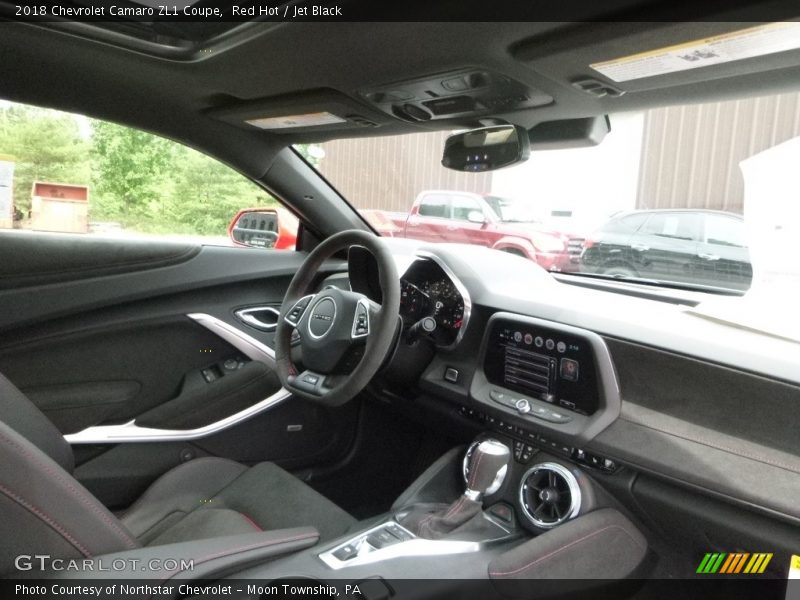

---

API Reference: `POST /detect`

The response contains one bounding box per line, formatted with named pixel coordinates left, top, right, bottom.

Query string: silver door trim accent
left=235, top=306, right=281, bottom=331
left=64, top=387, right=292, bottom=444
left=188, top=312, right=276, bottom=369
left=64, top=313, right=289, bottom=444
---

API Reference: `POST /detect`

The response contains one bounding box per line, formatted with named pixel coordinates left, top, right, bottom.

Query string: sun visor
left=207, top=89, right=389, bottom=135
left=514, top=22, right=800, bottom=97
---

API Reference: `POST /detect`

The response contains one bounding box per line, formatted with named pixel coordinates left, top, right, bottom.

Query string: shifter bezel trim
left=318, top=520, right=481, bottom=570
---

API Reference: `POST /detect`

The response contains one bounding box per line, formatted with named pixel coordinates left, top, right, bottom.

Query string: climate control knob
left=515, top=398, right=531, bottom=414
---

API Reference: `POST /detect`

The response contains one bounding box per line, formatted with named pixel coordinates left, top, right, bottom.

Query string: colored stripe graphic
left=720, top=553, right=744, bottom=573
left=697, top=552, right=772, bottom=574
left=733, top=553, right=750, bottom=573
left=697, top=553, right=726, bottom=573
left=744, top=553, right=773, bottom=574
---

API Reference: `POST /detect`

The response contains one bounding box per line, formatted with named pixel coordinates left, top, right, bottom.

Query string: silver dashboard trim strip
left=64, top=313, right=289, bottom=444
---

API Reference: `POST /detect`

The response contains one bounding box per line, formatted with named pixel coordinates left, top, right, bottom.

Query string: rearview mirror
left=228, top=207, right=298, bottom=250
left=442, top=124, right=530, bottom=172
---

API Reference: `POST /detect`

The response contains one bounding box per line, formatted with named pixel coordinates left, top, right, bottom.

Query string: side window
left=704, top=215, right=747, bottom=248
left=605, top=213, right=648, bottom=233
left=0, top=100, right=295, bottom=249
left=640, top=212, right=701, bottom=241
left=619, top=213, right=649, bottom=231
left=450, top=194, right=483, bottom=221
left=418, top=193, right=449, bottom=218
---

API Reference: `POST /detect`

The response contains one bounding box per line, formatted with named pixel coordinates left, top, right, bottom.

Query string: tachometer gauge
left=422, top=279, right=465, bottom=333
left=435, top=295, right=465, bottom=330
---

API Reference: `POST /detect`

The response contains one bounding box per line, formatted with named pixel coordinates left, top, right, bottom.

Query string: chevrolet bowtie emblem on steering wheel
left=312, top=314, right=333, bottom=321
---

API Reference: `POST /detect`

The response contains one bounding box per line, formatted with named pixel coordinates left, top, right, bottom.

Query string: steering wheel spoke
left=351, top=297, right=371, bottom=339
left=284, top=294, right=316, bottom=328
left=288, top=370, right=328, bottom=395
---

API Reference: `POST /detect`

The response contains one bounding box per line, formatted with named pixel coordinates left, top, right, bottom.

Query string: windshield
left=306, top=91, right=800, bottom=308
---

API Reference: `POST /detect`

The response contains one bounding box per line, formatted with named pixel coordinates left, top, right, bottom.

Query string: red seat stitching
left=157, top=532, right=318, bottom=582
left=0, top=481, right=93, bottom=558
left=0, top=429, right=138, bottom=549
left=489, top=525, right=643, bottom=577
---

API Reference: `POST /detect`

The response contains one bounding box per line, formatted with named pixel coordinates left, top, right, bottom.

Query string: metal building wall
left=637, top=92, right=800, bottom=214
left=317, top=130, right=492, bottom=213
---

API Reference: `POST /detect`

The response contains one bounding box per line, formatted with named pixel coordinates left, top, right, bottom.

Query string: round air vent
left=519, top=462, right=581, bottom=528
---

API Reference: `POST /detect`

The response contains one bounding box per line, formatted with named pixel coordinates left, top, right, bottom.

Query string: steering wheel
left=275, top=230, right=400, bottom=406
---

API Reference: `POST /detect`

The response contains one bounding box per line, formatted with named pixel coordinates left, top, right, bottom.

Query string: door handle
left=235, top=306, right=280, bottom=331
left=698, top=253, right=720, bottom=261
left=631, top=243, right=649, bottom=251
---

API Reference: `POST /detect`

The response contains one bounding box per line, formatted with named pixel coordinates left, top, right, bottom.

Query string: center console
left=218, top=318, right=643, bottom=596
left=227, top=435, right=648, bottom=599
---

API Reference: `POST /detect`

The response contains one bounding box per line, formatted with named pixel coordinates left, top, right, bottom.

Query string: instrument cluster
left=400, top=258, right=467, bottom=346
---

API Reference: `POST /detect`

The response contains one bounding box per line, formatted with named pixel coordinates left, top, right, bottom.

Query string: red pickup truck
left=373, top=191, right=580, bottom=272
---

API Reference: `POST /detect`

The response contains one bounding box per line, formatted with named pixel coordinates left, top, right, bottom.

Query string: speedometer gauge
left=400, top=280, right=429, bottom=321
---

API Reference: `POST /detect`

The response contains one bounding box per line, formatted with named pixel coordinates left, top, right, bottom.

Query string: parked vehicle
left=384, top=190, right=580, bottom=272
left=580, top=209, right=752, bottom=290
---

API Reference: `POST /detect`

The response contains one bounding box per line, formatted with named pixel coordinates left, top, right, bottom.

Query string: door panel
left=23, top=380, right=141, bottom=433
left=0, top=234, right=356, bottom=508
left=0, top=317, right=244, bottom=431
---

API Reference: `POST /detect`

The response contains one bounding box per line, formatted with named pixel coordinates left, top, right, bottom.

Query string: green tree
left=0, top=104, right=90, bottom=215
left=90, top=121, right=176, bottom=220
left=163, top=146, right=277, bottom=235
left=2, top=100, right=281, bottom=236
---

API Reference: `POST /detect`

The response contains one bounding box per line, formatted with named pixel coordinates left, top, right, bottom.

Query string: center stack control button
left=515, top=398, right=531, bottom=414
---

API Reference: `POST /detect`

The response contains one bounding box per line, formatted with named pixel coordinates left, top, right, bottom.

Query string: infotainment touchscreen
left=483, top=318, right=600, bottom=415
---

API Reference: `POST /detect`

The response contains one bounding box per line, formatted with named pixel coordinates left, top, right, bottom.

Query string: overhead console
left=471, top=312, right=621, bottom=446
left=359, top=68, right=554, bottom=123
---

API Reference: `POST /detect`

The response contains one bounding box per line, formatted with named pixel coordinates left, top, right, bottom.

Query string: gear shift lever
left=401, top=439, right=510, bottom=539
left=464, top=439, right=510, bottom=501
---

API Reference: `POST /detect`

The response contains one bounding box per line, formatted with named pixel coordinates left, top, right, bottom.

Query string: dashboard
left=364, top=240, right=800, bottom=533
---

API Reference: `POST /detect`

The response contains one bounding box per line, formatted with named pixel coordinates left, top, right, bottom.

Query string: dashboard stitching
left=620, top=416, right=800, bottom=475
left=489, top=524, right=644, bottom=577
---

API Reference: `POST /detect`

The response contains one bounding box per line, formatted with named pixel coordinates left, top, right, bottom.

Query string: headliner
left=1, top=8, right=800, bottom=175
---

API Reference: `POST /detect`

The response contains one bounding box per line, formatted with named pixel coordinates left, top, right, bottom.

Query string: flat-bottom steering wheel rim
left=274, top=230, right=400, bottom=406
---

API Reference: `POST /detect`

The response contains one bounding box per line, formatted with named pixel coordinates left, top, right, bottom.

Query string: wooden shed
left=30, top=182, right=89, bottom=233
